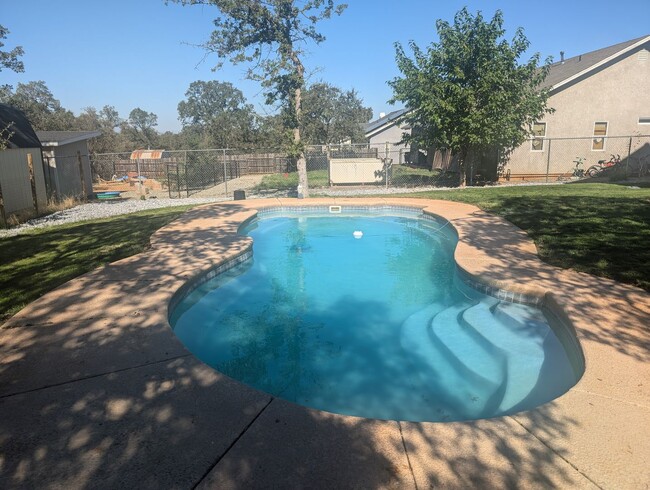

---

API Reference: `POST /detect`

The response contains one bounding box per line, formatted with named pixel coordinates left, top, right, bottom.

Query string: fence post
left=326, top=144, right=331, bottom=186
left=167, top=163, right=172, bottom=199
left=176, top=163, right=181, bottom=198
left=0, top=179, right=7, bottom=229
left=223, top=149, right=228, bottom=196
left=185, top=160, right=190, bottom=198
left=27, top=153, right=39, bottom=215
left=385, top=142, right=389, bottom=189
left=77, top=151, right=87, bottom=200
left=626, top=136, right=632, bottom=178
left=545, top=138, right=552, bottom=183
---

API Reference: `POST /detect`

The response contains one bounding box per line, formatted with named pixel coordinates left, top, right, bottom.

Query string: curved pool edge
left=2, top=197, right=649, bottom=488
left=164, top=200, right=587, bottom=379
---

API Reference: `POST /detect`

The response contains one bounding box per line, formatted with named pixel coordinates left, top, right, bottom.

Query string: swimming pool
left=170, top=207, right=584, bottom=422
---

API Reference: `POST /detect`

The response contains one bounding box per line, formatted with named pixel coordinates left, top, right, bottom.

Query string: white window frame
left=531, top=122, right=547, bottom=152
left=591, top=121, right=608, bottom=151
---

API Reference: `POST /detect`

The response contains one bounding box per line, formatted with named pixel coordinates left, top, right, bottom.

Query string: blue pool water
left=170, top=210, right=584, bottom=422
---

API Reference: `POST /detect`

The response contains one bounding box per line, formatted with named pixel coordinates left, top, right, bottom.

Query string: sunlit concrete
left=1, top=198, right=648, bottom=489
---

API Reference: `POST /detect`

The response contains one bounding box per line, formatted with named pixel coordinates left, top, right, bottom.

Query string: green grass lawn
left=0, top=206, right=194, bottom=322
left=394, top=183, right=650, bottom=291
left=1, top=182, right=648, bottom=323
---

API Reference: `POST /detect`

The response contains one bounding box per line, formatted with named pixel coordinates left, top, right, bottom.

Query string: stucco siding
left=368, top=123, right=408, bottom=146
left=0, top=148, right=47, bottom=214
left=506, top=44, right=650, bottom=177
left=544, top=46, right=650, bottom=137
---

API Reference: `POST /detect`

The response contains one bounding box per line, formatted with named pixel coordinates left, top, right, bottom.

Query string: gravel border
left=0, top=197, right=225, bottom=238
left=0, top=181, right=567, bottom=238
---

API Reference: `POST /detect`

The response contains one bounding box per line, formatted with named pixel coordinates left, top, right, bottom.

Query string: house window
left=639, top=117, right=650, bottom=125
left=592, top=122, right=607, bottom=150
left=531, top=122, right=546, bottom=151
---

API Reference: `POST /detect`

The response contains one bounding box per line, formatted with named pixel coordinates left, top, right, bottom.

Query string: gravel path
left=0, top=181, right=566, bottom=238
left=0, top=197, right=225, bottom=238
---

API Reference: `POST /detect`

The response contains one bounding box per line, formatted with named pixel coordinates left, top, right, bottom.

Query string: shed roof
left=36, top=130, right=102, bottom=147
left=130, top=149, right=168, bottom=160
left=0, top=103, right=42, bottom=149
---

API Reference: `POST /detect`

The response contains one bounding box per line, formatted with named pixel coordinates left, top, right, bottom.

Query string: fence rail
left=90, top=135, right=650, bottom=199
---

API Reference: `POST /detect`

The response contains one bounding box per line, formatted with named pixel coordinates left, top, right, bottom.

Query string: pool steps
left=400, top=295, right=569, bottom=419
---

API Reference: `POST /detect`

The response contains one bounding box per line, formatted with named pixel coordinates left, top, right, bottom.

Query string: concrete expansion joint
left=192, top=396, right=275, bottom=489
left=508, top=416, right=604, bottom=490
left=0, top=353, right=192, bottom=400
left=397, top=421, right=419, bottom=490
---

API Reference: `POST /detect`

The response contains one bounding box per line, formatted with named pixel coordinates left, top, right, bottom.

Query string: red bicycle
left=586, top=154, right=621, bottom=177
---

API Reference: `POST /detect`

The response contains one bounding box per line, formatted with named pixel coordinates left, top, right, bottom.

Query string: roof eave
left=39, top=131, right=102, bottom=147
left=550, top=35, right=650, bottom=93
left=364, top=111, right=412, bottom=138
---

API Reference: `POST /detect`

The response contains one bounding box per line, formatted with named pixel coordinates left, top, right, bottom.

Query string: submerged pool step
left=425, top=302, right=507, bottom=418
left=429, top=303, right=504, bottom=385
left=462, top=301, right=547, bottom=413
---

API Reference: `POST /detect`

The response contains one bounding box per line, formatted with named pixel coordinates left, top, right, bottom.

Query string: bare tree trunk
left=458, top=147, right=468, bottom=187
left=292, top=54, right=309, bottom=198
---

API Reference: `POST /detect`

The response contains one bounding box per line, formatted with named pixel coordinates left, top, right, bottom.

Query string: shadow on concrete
left=452, top=208, right=650, bottom=363
left=0, top=200, right=644, bottom=488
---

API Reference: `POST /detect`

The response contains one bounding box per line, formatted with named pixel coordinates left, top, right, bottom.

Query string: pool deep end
left=169, top=206, right=585, bottom=422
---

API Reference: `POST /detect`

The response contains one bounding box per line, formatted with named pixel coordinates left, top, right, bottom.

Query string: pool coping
left=1, top=197, right=648, bottom=489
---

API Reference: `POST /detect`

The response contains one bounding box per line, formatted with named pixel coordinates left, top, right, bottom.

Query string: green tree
left=389, top=8, right=552, bottom=185
left=170, top=0, right=347, bottom=197
left=301, top=82, right=372, bottom=144
left=0, top=25, right=24, bottom=73
left=178, top=80, right=256, bottom=148
left=124, top=107, right=158, bottom=149
left=0, top=81, right=76, bottom=130
left=77, top=105, right=128, bottom=153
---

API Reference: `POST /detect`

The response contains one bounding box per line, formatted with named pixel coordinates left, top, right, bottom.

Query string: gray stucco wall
left=506, top=44, right=650, bottom=176
left=367, top=123, right=410, bottom=163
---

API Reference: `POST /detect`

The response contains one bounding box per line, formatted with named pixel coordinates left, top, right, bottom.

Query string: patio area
left=0, top=198, right=648, bottom=489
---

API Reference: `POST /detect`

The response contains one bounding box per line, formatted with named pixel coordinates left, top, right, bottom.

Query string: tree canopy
left=389, top=8, right=552, bottom=184
left=301, top=82, right=372, bottom=144
left=124, top=108, right=159, bottom=149
left=0, top=25, right=24, bottom=74
left=170, top=0, right=347, bottom=197
left=0, top=81, right=76, bottom=131
left=178, top=80, right=256, bottom=148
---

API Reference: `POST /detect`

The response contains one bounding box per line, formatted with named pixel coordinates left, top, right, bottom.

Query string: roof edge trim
left=551, top=35, right=650, bottom=92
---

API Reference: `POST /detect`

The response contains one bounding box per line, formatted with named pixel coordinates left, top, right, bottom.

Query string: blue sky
left=3, top=0, right=649, bottom=132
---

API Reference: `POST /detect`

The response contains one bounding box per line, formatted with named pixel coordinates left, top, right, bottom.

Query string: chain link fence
left=503, top=135, right=650, bottom=183
left=90, top=135, right=650, bottom=199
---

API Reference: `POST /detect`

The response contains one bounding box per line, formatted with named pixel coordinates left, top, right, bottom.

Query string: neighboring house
left=36, top=131, right=101, bottom=199
left=506, top=34, right=650, bottom=178
left=0, top=104, right=48, bottom=216
left=364, top=108, right=409, bottom=145
left=368, top=36, right=650, bottom=179
left=363, top=109, right=411, bottom=163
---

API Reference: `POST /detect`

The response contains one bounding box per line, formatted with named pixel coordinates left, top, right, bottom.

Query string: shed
left=0, top=104, right=48, bottom=217
left=37, top=130, right=101, bottom=199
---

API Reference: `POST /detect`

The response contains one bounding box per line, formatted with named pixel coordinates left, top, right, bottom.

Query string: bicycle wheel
left=586, top=166, right=601, bottom=177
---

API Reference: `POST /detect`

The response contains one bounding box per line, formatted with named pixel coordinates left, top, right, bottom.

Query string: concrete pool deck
left=0, top=197, right=648, bottom=489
